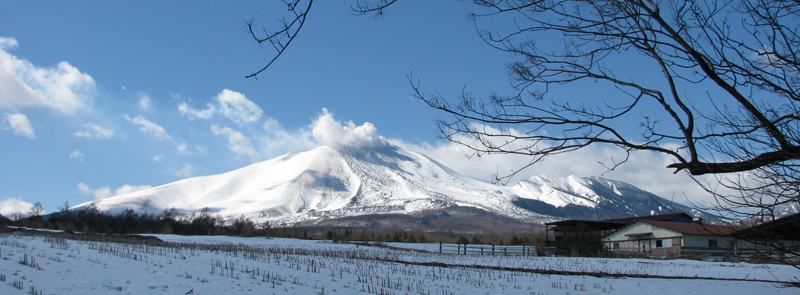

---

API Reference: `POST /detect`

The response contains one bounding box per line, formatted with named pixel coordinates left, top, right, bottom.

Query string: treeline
left=12, top=205, right=261, bottom=237
left=7, top=205, right=547, bottom=249
left=320, top=226, right=545, bottom=248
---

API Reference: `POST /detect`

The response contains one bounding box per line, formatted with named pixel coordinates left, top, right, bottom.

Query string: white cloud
left=216, top=89, right=262, bottom=124
left=175, top=141, right=188, bottom=154
left=124, top=114, right=171, bottom=140
left=114, top=184, right=152, bottom=196
left=138, top=95, right=151, bottom=110
left=77, top=182, right=151, bottom=200
left=311, top=108, right=388, bottom=149
left=0, top=197, right=34, bottom=218
left=77, top=182, right=92, bottom=195
left=228, top=108, right=385, bottom=160
left=392, top=123, right=717, bottom=206
left=178, top=102, right=215, bottom=120
left=169, top=163, right=197, bottom=178
left=176, top=89, right=262, bottom=124
left=2, top=113, right=36, bottom=138
left=69, top=150, right=85, bottom=159
left=92, top=187, right=112, bottom=200
left=78, top=182, right=109, bottom=199
left=211, top=125, right=260, bottom=162
left=123, top=114, right=201, bottom=154
left=258, top=117, right=316, bottom=157
left=152, top=155, right=164, bottom=162
left=262, top=117, right=281, bottom=131
left=0, top=37, right=19, bottom=50
left=73, top=123, right=113, bottom=139
left=194, top=145, right=207, bottom=155
left=0, top=36, right=96, bottom=114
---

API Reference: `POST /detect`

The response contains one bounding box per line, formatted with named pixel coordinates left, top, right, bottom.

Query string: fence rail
left=438, top=243, right=537, bottom=256
left=603, top=247, right=780, bottom=260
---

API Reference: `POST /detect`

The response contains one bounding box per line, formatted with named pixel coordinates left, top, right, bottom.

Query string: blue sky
left=0, top=1, right=711, bottom=216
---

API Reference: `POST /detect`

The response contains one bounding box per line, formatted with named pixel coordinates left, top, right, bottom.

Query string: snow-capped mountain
left=774, top=202, right=800, bottom=218
left=74, top=144, right=707, bottom=227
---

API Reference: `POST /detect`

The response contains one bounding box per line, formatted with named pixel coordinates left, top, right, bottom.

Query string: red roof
left=642, top=220, right=741, bottom=236
left=546, top=213, right=697, bottom=232
left=604, top=213, right=693, bottom=223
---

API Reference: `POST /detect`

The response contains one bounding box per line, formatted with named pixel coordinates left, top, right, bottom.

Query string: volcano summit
left=75, top=143, right=707, bottom=230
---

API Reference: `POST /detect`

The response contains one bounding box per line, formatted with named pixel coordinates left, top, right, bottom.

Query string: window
left=655, top=240, right=663, bottom=248
left=708, top=239, right=718, bottom=248
left=613, top=242, right=620, bottom=250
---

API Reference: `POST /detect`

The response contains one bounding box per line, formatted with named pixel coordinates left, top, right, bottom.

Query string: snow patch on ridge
left=509, top=175, right=601, bottom=208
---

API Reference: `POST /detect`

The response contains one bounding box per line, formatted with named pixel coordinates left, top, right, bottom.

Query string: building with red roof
left=544, top=213, right=698, bottom=256
left=601, top=219, right=748, bottom=257
left=546, top=212, right=798, bottom=259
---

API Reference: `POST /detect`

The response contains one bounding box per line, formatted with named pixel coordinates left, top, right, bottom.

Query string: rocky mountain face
left=74, top=144, right=715, bottom=231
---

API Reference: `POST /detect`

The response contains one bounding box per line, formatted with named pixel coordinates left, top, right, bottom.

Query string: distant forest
left=2, top=205, right=545, bottom=248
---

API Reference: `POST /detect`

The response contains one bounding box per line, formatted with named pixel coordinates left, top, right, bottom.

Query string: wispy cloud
left=259, top=117, right=316, bottom=156
left=176, top=89, right=262, bottom=124
left=114, top=184, right=152, bottom=196
left=391, top=123, right=716, bottom=205
left=2, top=113, right=36, bottom=138
left=69, top=150, right=85, bottom=159
left=216, top=89, right=262, bottom=124
left=0, top=36, right=96, bottom=114
left=77, top=182, right=93, bottom=195
left=178, top=102, right=215, bottom=120
left=168, top=163, right=197, bottom=178
left=78, top=182, right=151, bottom=200
left=138, top=95, right=151, bottom=110
left=123, top=114, right=203, bottom=155
left=211, top=125, right=260, bottom=162
left=124, top=114, right=171, bottom=140
left=73, top=123, right=113, bottom=139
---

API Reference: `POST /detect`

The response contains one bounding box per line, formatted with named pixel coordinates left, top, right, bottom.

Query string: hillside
left=73, top=144, right=714, bottom=230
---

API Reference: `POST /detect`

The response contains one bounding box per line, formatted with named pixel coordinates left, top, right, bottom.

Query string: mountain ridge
left=74, top=144, right=714, bottom=228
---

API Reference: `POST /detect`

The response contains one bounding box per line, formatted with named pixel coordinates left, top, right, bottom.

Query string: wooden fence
left=438, top=242, right=537, bottom=256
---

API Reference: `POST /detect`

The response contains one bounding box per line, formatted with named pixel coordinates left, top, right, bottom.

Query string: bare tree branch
left=245, top=0, right=800, bottom=265
left=246, top=0, right=314, bottom=79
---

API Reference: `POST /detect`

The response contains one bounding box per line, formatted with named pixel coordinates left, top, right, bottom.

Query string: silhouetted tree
left=248, top=0, right=799, bottom=265
left=29, top=201, right=44, bottom=217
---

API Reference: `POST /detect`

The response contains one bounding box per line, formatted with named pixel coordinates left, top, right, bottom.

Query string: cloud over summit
left=311, top=109, right=388, bottom=150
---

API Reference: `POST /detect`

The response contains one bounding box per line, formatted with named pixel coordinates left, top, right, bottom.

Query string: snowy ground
left=0, top=232, right=798, bottom=295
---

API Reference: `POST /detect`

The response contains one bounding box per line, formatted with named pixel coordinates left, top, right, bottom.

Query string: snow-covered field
left=0, top=232, right=797, bottom=294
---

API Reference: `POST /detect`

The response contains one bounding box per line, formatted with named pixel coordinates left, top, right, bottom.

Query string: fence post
left=439, top=241, right=442, bottom=254
left=492, top=244, right=495, bottom=255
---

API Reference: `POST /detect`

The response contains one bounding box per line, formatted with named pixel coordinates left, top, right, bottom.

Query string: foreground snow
left=0, top=233, right=797, bottom=294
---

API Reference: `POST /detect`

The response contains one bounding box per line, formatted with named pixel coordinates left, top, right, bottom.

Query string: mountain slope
left=509, top=175, right=706, bottom=221
left=75, top=144, right=713, bottom=227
